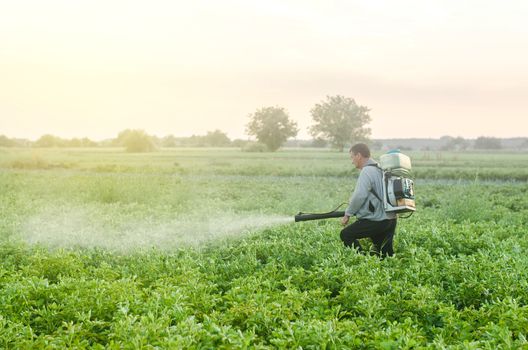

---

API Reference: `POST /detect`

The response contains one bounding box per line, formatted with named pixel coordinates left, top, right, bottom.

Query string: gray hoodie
left=345, top=158, right=396, bottom=221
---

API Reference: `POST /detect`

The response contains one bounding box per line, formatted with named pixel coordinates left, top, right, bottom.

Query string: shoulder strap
left=364, top=163, right=383, bottom=202
left=364, top=163, right=381, bottom=169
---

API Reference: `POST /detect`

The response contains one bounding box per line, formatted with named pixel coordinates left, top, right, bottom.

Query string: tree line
left=1, top=95, right=372, bottom=152
left=1, top=132, right=524, bottom=152
left=2, top=94, right=526, bottom=152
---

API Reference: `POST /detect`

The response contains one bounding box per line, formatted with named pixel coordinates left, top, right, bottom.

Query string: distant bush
left=34, top=134, right=63, bottom=147
left=241, top=142, right=268, bottom=152
left=65, top=138, right=98, bottom=147
left=474, top=136, right=501, bottom=150
left=116, top=129, right=156, bottom=153
left=232, top=139, right=250, bottom=148
left=0, top=135, right=15, bottom=147
left=311, top=138, right=328, bottom=148
left=204, top=130, right=231, bottom=147
left=440, top=136, right=469, bottom=151
left=160, top=135, right=178, bottom=147
left=32, top=135, right=98, bottom=148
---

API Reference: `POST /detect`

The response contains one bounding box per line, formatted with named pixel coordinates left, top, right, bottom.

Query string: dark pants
left=340, top=219, right=397, bottom=257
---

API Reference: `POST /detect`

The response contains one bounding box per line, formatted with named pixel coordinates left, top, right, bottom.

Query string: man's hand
left=341, top=215, right=350, bottom=226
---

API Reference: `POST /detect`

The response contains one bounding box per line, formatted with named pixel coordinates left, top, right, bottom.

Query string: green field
left=1, top=147, right=528, bottom=348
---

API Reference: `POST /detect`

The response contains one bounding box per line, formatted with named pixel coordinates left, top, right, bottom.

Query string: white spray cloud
left=21, top=204, right=292, bottom=252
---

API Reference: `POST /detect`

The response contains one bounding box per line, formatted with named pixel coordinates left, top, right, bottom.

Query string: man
left=340, top=143, right=397, bottom=257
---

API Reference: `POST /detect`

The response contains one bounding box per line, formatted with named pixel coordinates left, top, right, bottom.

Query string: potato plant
left=1, top=148, right=527, bottom=348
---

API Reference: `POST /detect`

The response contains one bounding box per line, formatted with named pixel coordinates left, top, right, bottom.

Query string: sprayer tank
left=379, top=151, right=412, bottom=175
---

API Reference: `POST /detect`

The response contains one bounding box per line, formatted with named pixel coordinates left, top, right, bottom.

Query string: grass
left=1, top=147, right=528, bottom=348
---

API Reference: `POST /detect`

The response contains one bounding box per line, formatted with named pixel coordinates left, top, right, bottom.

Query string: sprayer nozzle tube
left=294, top=211, right=346, bottom=222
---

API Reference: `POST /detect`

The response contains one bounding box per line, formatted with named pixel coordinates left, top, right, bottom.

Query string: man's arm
left=345, top=170, right=371, bottom=217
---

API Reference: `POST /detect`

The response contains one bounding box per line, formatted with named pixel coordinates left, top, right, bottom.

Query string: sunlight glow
left=1, top=0, right=527, bottom=139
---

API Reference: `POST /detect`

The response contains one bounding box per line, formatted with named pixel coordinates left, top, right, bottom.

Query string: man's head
left=349, top=143, right=371, bottom=169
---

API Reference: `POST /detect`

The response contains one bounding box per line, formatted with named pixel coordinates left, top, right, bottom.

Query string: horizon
left=2, top=132, right=526, bottom=143
left=2, top=1, right=528, bottom=140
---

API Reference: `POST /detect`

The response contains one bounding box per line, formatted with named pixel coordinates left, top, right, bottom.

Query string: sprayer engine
left=380, top=151, right=415, bottom=213
left=385, top=175, right=415, bottom=211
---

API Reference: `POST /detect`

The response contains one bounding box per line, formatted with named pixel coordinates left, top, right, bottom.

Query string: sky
left=1, top=0, right=527, bottom=140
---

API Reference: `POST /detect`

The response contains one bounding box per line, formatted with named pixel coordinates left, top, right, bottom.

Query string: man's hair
left=349, top=143, right=371, bottom=158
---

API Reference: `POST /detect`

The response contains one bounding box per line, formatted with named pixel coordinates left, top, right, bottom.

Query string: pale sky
left=1, top=0, right=527, bottom=140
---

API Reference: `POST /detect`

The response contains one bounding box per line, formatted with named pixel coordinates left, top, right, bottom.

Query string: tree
left=246, top=106, right=298, bottom=151
left=309, top=95, right=371, bottom=151
left=474, top=136, right=501, bottom=150
left=115, top=129, right=156, bottom=153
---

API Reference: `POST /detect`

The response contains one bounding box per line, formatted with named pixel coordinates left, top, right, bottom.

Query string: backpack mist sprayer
left=295, top=150, right=416, bottom=222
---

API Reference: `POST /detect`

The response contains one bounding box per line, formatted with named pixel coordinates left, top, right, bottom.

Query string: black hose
left=294, top=211, right=346, bottom=222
